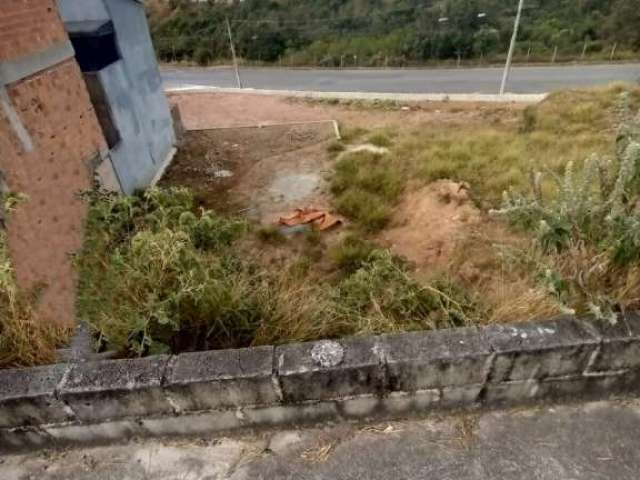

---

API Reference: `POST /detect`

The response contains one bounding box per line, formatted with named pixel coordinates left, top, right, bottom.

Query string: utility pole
left=225, top=17, right=243, bottom=89
left=499, top=0, right=525, bottom=95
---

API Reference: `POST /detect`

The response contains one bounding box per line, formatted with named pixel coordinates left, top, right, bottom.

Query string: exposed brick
left=0, top=57, right=107, bottom=328
left=0, top=0, right=66, bottom=62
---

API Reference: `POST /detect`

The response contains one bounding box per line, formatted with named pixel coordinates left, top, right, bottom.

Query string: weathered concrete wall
left=0, top=0, right=107, bottom=328
left=58, top=0, right=176, bottom=193
left=56, top=0, right=109, bottom=23
left=95, top=61, right=157, bottom=191
left=2, top=313, right=640, bottom=451
left=104, top=0, right=175, bottom=171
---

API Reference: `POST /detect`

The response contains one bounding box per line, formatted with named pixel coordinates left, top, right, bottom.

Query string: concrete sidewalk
left=3, top=398, right=640, bottom=479
left=166, top=85, right=547, bottom=104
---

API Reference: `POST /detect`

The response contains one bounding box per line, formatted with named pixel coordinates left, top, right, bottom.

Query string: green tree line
left=148, top=0, right=640, bottom=66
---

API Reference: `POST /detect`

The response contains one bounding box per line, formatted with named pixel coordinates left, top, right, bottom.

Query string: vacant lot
left=4, top=84, right=640, bottom=364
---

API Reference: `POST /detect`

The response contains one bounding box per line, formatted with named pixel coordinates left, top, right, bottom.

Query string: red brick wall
left=0, top=0, right=68, bottom=62
left=0, top=4, right=107, bottom=328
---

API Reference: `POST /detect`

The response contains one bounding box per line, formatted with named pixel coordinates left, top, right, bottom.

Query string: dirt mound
left=380, top=180, right=481, bottom=268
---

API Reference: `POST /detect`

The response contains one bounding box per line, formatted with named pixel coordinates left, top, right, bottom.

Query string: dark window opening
left=83, top=74, right=121, bottom=149
left=67, top=21, right=120, bottom=72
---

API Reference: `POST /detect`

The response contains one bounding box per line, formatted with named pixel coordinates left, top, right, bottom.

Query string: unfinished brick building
left=0, top=0, right=107, bottom=328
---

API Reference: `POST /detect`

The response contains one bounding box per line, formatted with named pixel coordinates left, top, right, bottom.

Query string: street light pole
left=500, top=0, right=525, bottom=95
left=225, top=17, right=243, bottom=89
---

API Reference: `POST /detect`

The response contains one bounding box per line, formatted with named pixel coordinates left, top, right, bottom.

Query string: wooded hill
left=147, top=0, right=640, bottom=66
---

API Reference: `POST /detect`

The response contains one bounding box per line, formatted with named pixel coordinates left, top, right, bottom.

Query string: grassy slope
left=326, top=83, right=640, bottom=323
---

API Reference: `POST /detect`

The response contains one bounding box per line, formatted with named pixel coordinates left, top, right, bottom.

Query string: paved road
left=162, top=63, right=640, bottom=94
left=5, top=399, right=640, bottom=479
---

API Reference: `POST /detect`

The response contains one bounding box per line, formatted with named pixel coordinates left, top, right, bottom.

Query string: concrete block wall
left=0, top=0, right=107, bottom=328
left=2, top=314, right=640, bottom=451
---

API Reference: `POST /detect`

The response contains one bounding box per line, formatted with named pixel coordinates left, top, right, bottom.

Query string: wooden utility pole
left=500, top=0, right=525, bottom=95
left=225, top=17, right=243, bottom=89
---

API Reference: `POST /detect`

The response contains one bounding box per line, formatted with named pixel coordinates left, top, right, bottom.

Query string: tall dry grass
left=0, top=232, right=68, bottom=368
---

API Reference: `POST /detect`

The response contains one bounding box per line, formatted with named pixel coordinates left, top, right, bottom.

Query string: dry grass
left=442, top=226, right=565, bottom=324
left=0, top=232, right=69, bottom=368
left=333, top=83, right=640, bottom=325
left=393, top=83, right=640, bottom=207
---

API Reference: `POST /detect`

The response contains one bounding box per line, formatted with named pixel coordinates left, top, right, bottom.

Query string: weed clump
left=367, top=133, right=393, bottom=148
left=332, top=250, right=478, bottom=332
left=77, top=188, right=254, bottom=356
left=78, top=187, right=478, bottom=356
left=331, top=235, right=378, bottom=273
left=331, top=151, right=404, bottom=231
left=0, top=230, right=68, bottom=368
left=493, top=93, right=640, bottom=322
left=256, top=225, right=287, bottom=244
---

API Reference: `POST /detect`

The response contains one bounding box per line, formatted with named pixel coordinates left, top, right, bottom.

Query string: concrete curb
left=2, top=313, right=640, bottom=451
left=165, top=85, right=547, bottom=104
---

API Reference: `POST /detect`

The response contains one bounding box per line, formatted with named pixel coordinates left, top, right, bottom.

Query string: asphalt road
left=162, top=63, right=640, bottom=94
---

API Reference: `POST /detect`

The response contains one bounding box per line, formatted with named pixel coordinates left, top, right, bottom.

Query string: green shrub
left=330, top=235, right=378, bottom=273
left=77, top=188, right=252, bottom=356
left=193, top=46, right=212, bottom=66
left=334, top=189, right=392, bottom=232
left=332, top=250, right=478, bottom=331
left=256, top=225, right=287, bottom=244
left=77, top=187, right=480, bottom=355
left=492, top=94, right=640, bottom=322
left=367, top=133, right=393, bottom=148
left=331, top=151, right=404, bottom=231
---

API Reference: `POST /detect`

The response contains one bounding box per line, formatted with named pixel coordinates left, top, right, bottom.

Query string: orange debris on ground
left=279, top=208, right=342, bottom=231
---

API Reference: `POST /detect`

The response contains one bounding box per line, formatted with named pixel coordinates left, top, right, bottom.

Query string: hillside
left=148, top=0, right=639, bottom=66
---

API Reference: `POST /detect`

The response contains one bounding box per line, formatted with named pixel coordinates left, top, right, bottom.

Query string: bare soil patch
left=164, top=92, right=523, bottom=271
left=160, top=123, right=336, bottom=222
left=168, top=93, right=334, bottom=130
left=380, top=180, right=482, bottom=269
left=168, top=92, right=523, bottom=131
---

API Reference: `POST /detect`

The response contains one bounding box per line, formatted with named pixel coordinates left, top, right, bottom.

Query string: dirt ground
left=170, top=93, right=335, bottom=130
left=165, top=92, right=524, bottom=272
left=168, top=92, right=523, bottom=131
left=380, top=180, right=482, bottom=270
left=161, top=123, right=336, bottom=222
